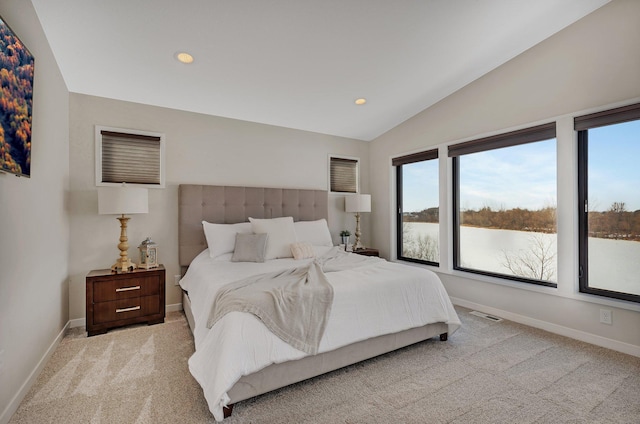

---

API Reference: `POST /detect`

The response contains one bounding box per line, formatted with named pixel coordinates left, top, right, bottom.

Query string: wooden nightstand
left=86, top=265, right=165, bottom=336
left=353, top=248, right=379, bottom=257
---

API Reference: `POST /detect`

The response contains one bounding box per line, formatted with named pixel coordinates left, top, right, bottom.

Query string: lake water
left=404, top=222, right=640, bottom=295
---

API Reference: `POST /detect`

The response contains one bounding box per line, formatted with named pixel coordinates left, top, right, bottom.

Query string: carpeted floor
left=9, top=306, right=640, bottom=423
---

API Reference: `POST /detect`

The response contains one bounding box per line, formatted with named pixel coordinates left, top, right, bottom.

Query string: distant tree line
left=588, top=202, right=640, bottom=241
left=404, top=202, right=640, bottom=241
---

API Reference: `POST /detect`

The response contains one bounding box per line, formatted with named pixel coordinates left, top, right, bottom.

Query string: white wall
left=68, top=94, right=370, bottom=321
left=0, top=1, right=70, bottom=422
left=370, top=0, right=640, bottom=354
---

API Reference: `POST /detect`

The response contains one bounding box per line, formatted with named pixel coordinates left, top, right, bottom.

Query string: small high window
left=95, top=126, right=165, bottom=188
left=329, top=156, right=359, bottom=193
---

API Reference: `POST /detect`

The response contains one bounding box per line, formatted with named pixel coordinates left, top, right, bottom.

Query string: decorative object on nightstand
left=345, top=193, right=371, bottom=251
left=86, top=265, right=165, bottom=336
left=339, top=230, right=351, bottom=249
left=98, top=184, right=148, bottom=273
left=138, top=237, right=158, bottom=269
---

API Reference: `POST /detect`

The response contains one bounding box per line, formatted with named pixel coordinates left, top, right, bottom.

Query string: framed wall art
left=0, top=14, right=34, bottom=177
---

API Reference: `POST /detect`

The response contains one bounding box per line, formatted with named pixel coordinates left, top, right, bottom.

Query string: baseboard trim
left=450, top=297, right=640, bottom=358
left=69, top=317, right=84, bottom=328
left=0, top=321, right=70, bottom=424
left=166, top=303, right=182, bottom=313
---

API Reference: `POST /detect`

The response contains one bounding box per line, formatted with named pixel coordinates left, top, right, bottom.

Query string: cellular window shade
left=330, top=157, right=358, bottom=193
left=574, top=102, right=640, bottom=131
left=101, top=131, right=161, bottom=185
left=448, top=123, right=556, bottom=157
left=392, top=149, right=438, bottom=166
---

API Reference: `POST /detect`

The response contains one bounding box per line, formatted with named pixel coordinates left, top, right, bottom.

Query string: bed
left=178, top=184, right=461, bottom=421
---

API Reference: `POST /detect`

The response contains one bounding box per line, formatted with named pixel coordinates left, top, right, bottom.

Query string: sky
left=402, top=120, right=639, bottom=213
left=402, top=159, right=439, bottom=212
left=588, top=120, right=640, bottom=212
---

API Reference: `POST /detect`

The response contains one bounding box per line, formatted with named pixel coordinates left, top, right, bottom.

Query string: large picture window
left=449, top=123, right=557, bottom=286
left=576, top=103, right=640, bottom=303
left=394, top=149, right=439, bottom=265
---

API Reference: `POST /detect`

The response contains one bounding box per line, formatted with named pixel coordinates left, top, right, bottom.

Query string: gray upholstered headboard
left=179, top=184, right=328, bottom=268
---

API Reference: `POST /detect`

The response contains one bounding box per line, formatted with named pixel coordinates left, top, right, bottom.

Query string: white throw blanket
left=207, top=260, right=333, bottom=354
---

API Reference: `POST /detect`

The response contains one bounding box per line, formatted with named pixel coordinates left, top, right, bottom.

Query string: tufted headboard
left=178, top=184, right=328, bottom=269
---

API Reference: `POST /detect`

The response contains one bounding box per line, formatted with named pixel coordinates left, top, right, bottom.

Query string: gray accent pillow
left=231, top=233, right=268, bottom=263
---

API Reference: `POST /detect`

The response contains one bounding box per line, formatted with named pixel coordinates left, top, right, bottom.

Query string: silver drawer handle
left=116, top=306, right=141, bottom=313
left=115, top=286, right=141, bottom=292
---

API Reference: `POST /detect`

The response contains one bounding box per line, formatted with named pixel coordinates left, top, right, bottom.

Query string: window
left=330, top=156, right=358, bottom=193
left=449, top=123, right=557, bottom=286
left=394, top=149, right=439, bottom=265
left=576, top=103, right=640, bottom=303
left=95, top=126, right=165, bottom=187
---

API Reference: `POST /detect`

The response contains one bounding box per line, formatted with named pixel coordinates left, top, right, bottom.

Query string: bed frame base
left=221, top=332, right=450, bottom=418
left=186, top=288, right=449, bottom=419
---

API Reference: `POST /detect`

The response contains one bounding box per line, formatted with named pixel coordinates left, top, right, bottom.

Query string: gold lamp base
left=111, top=215, right=137, bottom=273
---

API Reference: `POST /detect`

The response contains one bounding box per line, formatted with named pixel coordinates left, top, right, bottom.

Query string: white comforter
left=181, top=247, right=460, bottom=421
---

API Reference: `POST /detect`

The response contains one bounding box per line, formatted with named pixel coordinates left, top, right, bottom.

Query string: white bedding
left=181, top=246, right=461, bottom=421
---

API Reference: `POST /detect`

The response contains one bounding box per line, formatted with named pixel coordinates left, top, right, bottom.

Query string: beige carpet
left=9, top=307, right=640, bottom=424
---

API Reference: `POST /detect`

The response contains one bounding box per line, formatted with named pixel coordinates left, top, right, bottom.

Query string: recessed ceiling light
left=176, top=52, right=194, bottom=64
left=354, top=98, right=367, bottom=105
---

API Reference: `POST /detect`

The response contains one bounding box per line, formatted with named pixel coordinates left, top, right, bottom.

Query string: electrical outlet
left=174, top=275, right=181, bottom=286
left=0, top=349, right=5, bottom=375
left=600, top=309, right=612, bottom=325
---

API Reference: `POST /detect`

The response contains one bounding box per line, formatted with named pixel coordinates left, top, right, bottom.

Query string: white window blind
left=330, top=157, right=358, bottom=193
left=98, top=129, right=163, bottom=186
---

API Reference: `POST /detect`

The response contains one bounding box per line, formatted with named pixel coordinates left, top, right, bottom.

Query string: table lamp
left=345, top=194, right=371, bottom=250
left=98, top=184, right=149, bottom=272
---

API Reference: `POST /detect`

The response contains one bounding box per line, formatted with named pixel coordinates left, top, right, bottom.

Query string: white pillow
left=294, top=219, right=333, bottom=246
left=249, top=216, right=297, bottom=259
left=202, top=221, right=252, bottom=258
left=290, top=242, right=316, bottom=260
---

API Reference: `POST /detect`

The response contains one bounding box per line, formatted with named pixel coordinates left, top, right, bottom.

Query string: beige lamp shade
left=345, top=194, right=371, bottom=213
left=98, top=186, right=149, bottom=215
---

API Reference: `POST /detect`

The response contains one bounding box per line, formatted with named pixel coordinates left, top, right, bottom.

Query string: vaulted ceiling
left=32, top=0, right=609, bottom=140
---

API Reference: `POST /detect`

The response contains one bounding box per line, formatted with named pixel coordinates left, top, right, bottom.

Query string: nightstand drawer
left=93, top=295, right=161, bottom=324
left=92, top=275, right=160, bottom=302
